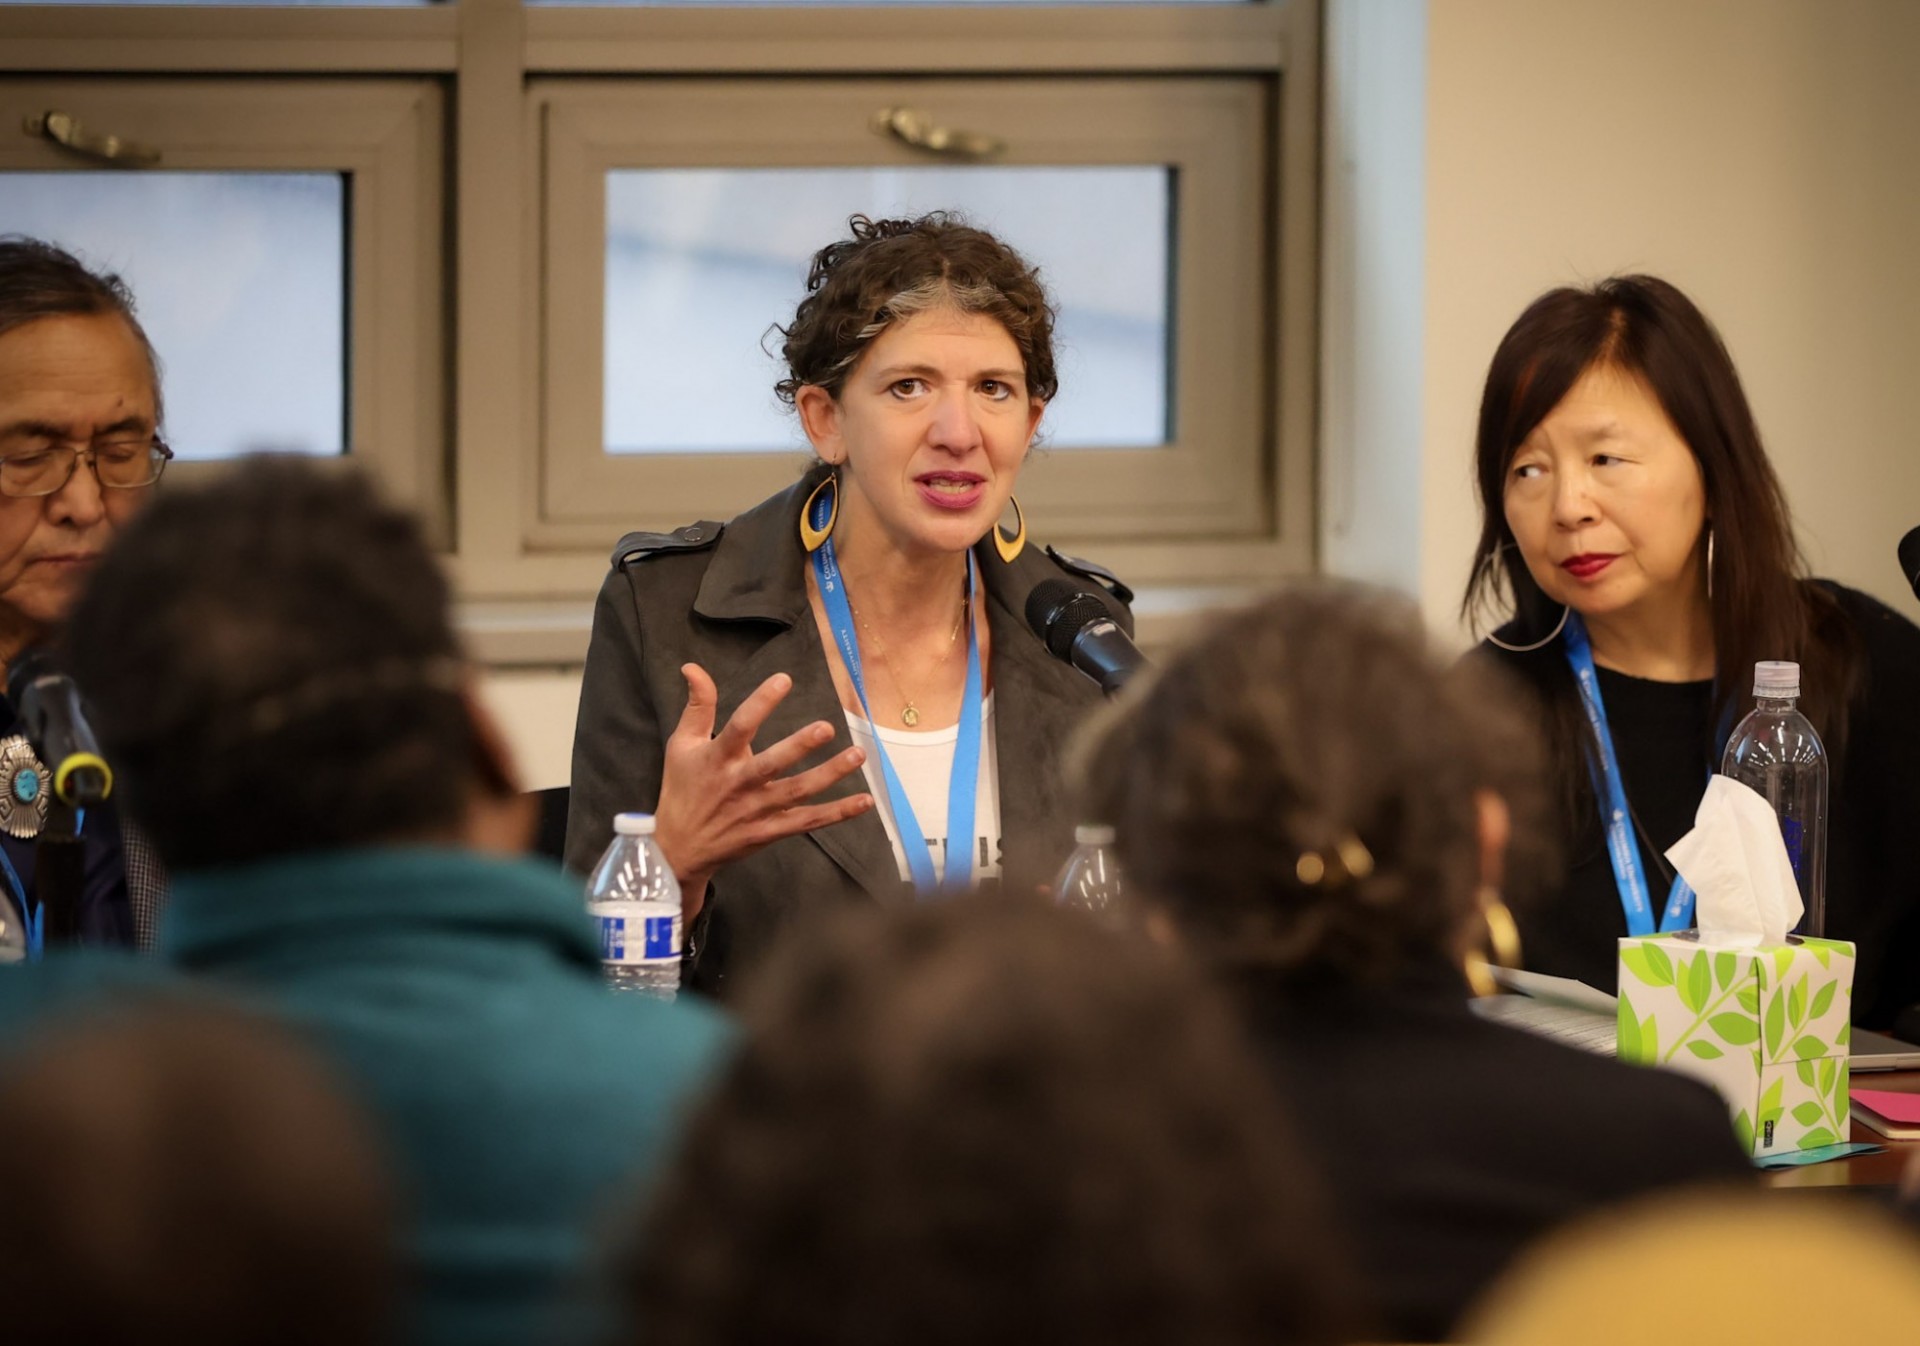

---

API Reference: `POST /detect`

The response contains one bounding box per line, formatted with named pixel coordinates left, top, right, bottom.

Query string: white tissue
left=1664, top=775, right=1804, bottom=948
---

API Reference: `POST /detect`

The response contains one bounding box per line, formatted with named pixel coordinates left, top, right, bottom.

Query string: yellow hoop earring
left=799, top=472, right=839, bottom=553
left=1463, top=889, right=1523, bottom=999
left=993, top=496, right=1027, bottom=564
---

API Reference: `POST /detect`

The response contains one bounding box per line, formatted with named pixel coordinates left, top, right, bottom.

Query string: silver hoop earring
left=1486, top=605, right=1570, bottom=653
left=1481, top=541, right=1570, bottom=654
left=1705, top=526, right=1715, bottom=602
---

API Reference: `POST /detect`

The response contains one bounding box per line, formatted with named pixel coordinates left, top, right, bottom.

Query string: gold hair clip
left=1293, top=833, right=1375, bottom=889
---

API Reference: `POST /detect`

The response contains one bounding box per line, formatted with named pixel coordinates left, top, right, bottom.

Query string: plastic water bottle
left=1053, top=824, right=1125, bottom=926
left=586, top=813, right=682, bottom=998
left=1720, top=661, right=1828, bottom=937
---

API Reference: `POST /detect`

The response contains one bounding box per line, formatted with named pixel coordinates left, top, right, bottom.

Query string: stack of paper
left=1468, top=969, right=1617, bottom=1056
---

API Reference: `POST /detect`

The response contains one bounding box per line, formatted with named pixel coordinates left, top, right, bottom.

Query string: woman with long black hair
left=1464, top=274, right=1920, bottom=1026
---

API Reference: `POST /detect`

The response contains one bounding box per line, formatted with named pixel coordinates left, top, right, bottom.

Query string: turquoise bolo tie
left=0, top=735, right=50, bottom=840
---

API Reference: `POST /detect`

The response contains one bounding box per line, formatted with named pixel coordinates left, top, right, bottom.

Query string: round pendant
left=0, top=735, right=50, bottom=840
left=901, top=704, right=920, bottom=728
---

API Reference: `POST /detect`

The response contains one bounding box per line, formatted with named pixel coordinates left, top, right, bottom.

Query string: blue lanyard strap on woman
left=809, top=495, right=984, bottom=898
left=1562, top=613, right=1696, bottom=935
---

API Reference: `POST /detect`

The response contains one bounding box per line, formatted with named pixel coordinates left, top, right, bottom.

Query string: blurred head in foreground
left=0, top=1001, right=396, bottom=1346
left=1459, top=1192, right=1920, bottom=1343
left=62, top=457, right=529, bottom=870
left=627, top=898, right=1354, bottom=1346
left=1078, top=582, right=1548, bottom=990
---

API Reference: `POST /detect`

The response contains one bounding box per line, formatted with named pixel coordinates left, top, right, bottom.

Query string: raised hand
left=653, top=663, right=873, bottom=920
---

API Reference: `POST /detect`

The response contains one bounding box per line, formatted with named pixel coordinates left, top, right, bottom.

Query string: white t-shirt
left=845, top=693, right=1003, bottom=888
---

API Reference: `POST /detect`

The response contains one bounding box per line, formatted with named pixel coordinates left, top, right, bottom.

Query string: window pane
left=0, top=173, right=347, bottom=461
left=604, top=167, right=1170, bottom=454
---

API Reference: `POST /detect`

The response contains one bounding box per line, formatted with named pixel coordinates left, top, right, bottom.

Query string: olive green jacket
left=565, top=469, right=1132, bottom=997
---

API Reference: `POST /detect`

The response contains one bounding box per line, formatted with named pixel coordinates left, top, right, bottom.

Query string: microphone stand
left=35, top=799, right=86, bottom=947
left=33, top=771, right=108, bottom=949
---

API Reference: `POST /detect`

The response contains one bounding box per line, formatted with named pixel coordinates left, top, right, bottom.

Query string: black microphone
left=1025, top=579, right=1148, bottom=697
left=7, top=650, right=112, bottom=808
left=1901, top=525, right=1920, bottom=603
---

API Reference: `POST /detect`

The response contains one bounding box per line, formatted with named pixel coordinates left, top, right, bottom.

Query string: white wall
left=1406, top=0, right=1920, bottom=634
left=478, top=669, right=580, bottom=793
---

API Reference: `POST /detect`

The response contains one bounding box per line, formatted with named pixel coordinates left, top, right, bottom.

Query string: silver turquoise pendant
left=0, top=735, right=50, bottom=840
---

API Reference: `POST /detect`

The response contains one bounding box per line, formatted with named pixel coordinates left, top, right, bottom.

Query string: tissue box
left=1616, top=934, right=1855, bottom=1157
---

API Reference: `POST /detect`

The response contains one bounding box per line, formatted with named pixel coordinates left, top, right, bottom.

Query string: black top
left=0, top=697, right=133, bottom=948
left=1480, top=582, right=1920, bottom=1026
left=1521, top=666, right=1716, bottom=995
left=1242, top=970, right=1751, bottom=1342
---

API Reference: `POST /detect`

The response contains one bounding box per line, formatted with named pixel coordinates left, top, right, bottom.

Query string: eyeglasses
left=0, top=437, right=174, bottom=499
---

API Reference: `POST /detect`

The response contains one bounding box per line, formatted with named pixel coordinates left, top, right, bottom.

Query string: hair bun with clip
left=1293, top=834, right=1375, bottom=890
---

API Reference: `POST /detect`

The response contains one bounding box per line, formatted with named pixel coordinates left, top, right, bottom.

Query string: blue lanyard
left=1562, top=614, right=1696, bottom=935
left=0, top=807, right=87, bottom=961
left=0, top=843, right=42, bottom=960
left=809, top=500, right=984, bottom=897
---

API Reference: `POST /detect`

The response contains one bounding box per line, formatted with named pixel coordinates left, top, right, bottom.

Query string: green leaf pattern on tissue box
left=1616, top=936, right=1854, bottom=1157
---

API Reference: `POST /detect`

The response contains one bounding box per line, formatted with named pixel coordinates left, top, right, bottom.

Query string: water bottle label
left=600, top=916, right=630, bottom=962
left=644, top=914, right=679, bottom=959
left=600, top=914, right=680, bottom=963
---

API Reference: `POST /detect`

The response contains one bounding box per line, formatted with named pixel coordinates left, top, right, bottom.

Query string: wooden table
left=1762, top=1067, right=1920, bottom=1190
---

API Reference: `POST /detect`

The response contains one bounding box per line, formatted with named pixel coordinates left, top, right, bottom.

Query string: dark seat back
left=531, top=786, right=571, bottom=867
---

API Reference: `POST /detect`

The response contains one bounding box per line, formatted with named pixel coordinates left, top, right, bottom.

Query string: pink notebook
left=1849, top=1089, right=1920, bottom=1139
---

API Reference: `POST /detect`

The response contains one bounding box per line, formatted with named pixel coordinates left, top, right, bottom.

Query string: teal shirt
left=3, top=848, right=732, bottom=1346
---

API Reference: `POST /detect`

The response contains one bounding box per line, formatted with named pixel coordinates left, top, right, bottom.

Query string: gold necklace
left=853, top=593, right=968, bottom=727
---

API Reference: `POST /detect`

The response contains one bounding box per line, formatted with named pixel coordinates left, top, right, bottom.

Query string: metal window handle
left=870, top=107, right=1005, bottom=161
left=24, top=111, right=161, bottom=168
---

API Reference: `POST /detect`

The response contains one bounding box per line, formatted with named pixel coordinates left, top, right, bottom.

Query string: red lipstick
left=1561, top=554, right=1617, bottom=580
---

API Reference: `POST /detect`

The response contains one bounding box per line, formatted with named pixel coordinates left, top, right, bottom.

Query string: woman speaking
left=566, top=214, right=1131, bottom=996
left=1465, top=275, right=1920, bottom=1026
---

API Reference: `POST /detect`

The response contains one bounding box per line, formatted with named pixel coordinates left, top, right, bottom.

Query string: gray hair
left=815, top=275, right=1017, bottom=385
left=0, top=236, right=164, bottom=426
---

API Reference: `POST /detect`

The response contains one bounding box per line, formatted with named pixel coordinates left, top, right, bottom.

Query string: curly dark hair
left=773, top=212, right=1058, bottom=406
left=1076, top=582, right=1553, bottom=987
left=62, top=457, right=483, bottom=870
left=626, top=898, right=1357, bottom=1346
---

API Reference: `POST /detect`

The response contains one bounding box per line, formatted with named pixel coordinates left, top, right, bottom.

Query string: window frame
left=533, top=74, right=1273, bottom=546
left=0, top=0, right=1321, bottom=663
left=0, top=72, right=447, bottom=540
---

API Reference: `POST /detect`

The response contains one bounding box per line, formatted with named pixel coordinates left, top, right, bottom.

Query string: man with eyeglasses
left=0, top=237, right=173, bottom=952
